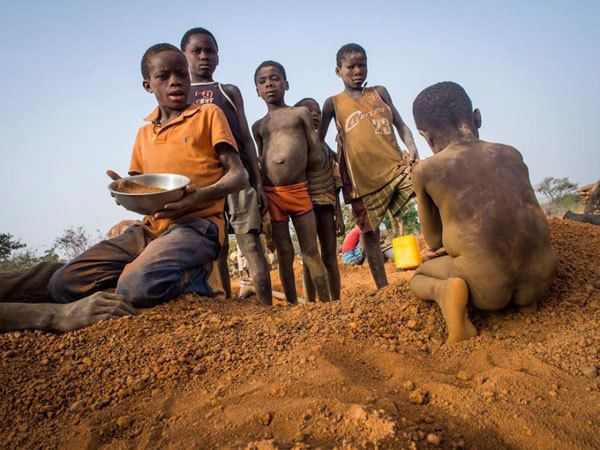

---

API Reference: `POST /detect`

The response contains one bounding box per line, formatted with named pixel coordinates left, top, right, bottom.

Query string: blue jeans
left=48, top=218, right=220, bottom=307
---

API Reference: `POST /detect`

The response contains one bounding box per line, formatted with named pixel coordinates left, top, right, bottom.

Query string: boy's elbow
left=232, top=168, right=248, bottom=192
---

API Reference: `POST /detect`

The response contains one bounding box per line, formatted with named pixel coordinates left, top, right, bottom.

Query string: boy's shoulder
left=252, top=115, right=267, bottom=132
left=220, top=82, right=240, bottom=94
left=220, top=83, right=243, bottom=101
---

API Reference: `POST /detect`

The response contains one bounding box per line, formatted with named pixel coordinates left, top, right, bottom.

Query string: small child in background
left=294, top=97, right=343, bottom=301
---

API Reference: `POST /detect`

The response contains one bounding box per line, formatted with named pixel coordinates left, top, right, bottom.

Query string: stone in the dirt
left=582, top=366, right=598, bottom=378
left=408, top=389, right=427, bottom=405
left=456, top=370, right=470, bottom=381
left=482, top=391, right=495, bottom=399
left=259, top=412, right=272, bottom=426
left=426, top=433, right=441, bottom=446
left=407, top=320, right=421, bottom=331
left=116, top=415, right=132, bottom=428
left=347, top=404, right=368, bottom=422
left=402, top=380, right=415, bottom=391
left=375, top=398, right=398, bottom=415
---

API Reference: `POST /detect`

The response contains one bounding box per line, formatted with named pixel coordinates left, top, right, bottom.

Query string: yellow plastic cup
left=392, top=235, right=422, bottom=270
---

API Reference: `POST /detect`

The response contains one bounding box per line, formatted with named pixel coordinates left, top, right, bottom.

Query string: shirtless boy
left=320, top=43, right=420, bottom=290
left=294, top=98, right=343, bottom=301
left=181, top=27, right=272, bottom=305
left=410, top=81, right=557, bottom=342
left=252, top=61, right=330, bottom=303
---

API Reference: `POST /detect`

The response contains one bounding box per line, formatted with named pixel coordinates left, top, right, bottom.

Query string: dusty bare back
left=417, top=140, right=555, bottom=280
left=255, top=107, right=309, bottom=187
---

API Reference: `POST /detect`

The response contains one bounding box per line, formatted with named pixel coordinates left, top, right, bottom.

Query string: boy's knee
left=116, top=268, right=182, bottom=307
left=47, top=264, right=82, bottom=303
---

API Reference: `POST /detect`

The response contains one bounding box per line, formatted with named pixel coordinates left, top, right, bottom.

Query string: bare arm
left=155, top=143, right=247, bottom=220
left=223, top=84, right=267, bottom=214
left=252, top=120, right=264, bottom=157
left=319, top=96, right=335, bottom=141
left=412, top=163, right=442, bottom=250
left=299, top=108, right=324, bottom=171
left=0, top=292, right=136, bottom=332
left=375, top=86, right=419, bottom=164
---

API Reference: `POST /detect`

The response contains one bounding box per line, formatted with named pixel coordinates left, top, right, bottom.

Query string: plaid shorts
left=351, top=167, right=414, bottom=233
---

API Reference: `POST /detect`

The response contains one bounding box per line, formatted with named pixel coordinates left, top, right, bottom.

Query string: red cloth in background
left=341, top=226, right=361, bottom=253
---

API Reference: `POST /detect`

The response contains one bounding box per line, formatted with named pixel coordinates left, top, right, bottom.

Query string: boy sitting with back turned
left=320, top=43, right=420, bottom=290
left=252, top=61, right=330, bottom=303
left=410, top=82, right=557, bottom=342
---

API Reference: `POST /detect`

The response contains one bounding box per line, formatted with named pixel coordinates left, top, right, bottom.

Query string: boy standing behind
left=252, top=61, right=330, bottom=303
left=294, top=97, right=343, bottom=301
left=320, top=43, right=420, bottom=290
left=181, top=28, right=272, bottom=305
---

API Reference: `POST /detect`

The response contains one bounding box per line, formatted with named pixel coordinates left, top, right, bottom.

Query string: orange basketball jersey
left=332, top=87, right=406, bottom=198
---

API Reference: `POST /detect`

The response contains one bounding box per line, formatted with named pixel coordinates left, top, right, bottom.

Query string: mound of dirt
left=0, top=218, right=598, bottom=449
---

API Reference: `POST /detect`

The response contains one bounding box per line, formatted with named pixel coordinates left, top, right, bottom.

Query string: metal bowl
left=108, top=174, right=190, bottom=215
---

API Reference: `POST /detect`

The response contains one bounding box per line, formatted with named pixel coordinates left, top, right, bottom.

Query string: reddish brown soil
left=113, top=179, right=166, bottom=194
left=0, top=218, right=598, bottom=449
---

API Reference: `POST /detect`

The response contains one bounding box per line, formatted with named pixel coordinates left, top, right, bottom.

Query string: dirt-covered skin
left=0, top=219, right=598, bottom=449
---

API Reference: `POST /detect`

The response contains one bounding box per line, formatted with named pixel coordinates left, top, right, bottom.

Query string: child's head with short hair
left=294, top=97, right=321, bottom=129
left=254, top=60, right=288, bottom=105
left=141, top=43, right=190, bottom=111
left=180, top=27, right=219, bottom=81
left=254, top=60, right=287, bottom=84
left=180, top=27, right=218, bottom=52
left=335, top=43, right=368, bottom=91
left=412, top=82, right=481, bottom=153
left=336, top=43, right=366, bottom=68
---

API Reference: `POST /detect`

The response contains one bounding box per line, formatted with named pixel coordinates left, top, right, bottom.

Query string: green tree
left=536, top=177, right=578, bottom=202
left=536, top=176, right=582, bottom=216
left=400, top=200, right=420, bottom=234
left=54, top=226, right=100, bottom=260
left=0, top=233, right=26, bottom=260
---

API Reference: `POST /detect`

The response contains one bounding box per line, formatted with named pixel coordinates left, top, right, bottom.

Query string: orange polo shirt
left=129, top=103, right=238, bottom=241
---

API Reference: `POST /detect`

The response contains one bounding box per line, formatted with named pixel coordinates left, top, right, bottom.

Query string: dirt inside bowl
left=113, top=179, right=167, bottom=194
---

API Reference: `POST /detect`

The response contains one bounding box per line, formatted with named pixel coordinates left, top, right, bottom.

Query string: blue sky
left=1, top=0, right=598, bottom=250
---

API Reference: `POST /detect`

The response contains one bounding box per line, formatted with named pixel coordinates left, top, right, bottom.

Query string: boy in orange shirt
left=48, top=43, right=247, bottom=308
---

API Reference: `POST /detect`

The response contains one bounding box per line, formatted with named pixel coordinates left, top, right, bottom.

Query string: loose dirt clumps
left=0, top=218, right=598, bottom=449
left=113, top=179, right=166, bottom=194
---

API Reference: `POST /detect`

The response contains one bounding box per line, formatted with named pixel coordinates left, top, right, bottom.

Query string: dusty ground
left=0, top=218, right=598, bottom=449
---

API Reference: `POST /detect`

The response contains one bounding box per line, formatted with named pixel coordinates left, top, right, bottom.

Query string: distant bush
left=536, top=177, right=584, bottom=216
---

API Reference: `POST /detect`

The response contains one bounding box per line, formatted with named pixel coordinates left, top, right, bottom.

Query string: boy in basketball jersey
left=294, top=97, right=343, bottom=301
left=320, top=43, right=420, bottom=290
left=410, top=82, right=556, bottom=342
left=252, top=61, right=331, bottom=303
left=181, top=27, right=272, bottom=305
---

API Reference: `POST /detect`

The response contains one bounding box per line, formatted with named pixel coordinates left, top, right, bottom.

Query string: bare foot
left=436, top=278, right=477, bottom=343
